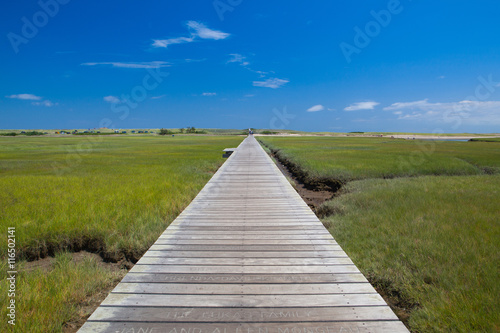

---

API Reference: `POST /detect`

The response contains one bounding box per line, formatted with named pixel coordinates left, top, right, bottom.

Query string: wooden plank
left=152, top=240, right=338, bottom=246
left=129, top=265, right=360, bottom=274
left=100, top=293, right=387, bottom=307
left=148, top=245, right=344, bottom=252
left=142, top=251, right=348, bottom=258
left=135, top=258, right=354, bottom=266
left=111, top=282, right=377, bottom=295
left=121, top=273, right=368, bottom=284
left=79, top=321, right=408, bottom=333
left=87, top=306, right=399, bottom=322
left=158, top=234, right=333, bottom=240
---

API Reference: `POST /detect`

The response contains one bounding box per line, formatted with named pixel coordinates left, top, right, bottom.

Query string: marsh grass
left=0, top=135, right=243, bottom=260
left=0, top=253, right=126, bottom=332
left=259, top=137, right=500, bottom=331
left=319, top=175, right=500, bottom=332
left=259, top=137, right=500, bottom=182
left=0, top=135, right=243, bottom=332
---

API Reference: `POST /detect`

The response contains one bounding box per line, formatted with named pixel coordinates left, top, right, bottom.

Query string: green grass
left=0, top=135, right=243, bottom=332
left=0, top=253, right=126, bottom=333
left=470, top=138, right=500, bottom=142
left=0, top=135, right=243, bottom=260
left=259, top=136, right=500, bottom=182
left=259, top=136, right=500, bottom=332
left=319, top=175, right=500, bottom=332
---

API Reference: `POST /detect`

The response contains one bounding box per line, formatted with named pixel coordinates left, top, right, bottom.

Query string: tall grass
left=0, top=135, right=243, bottom=260
left=0, top=253, right=126, bottom=332
left=319, top=175, right=500, bottom=332
left=259, top=137, right=500, bottom=181
left=0, top=135, right=243, bottom=332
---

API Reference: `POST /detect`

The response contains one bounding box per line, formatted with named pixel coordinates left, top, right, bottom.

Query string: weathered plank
left=121, top=273, right=369, bottom=284
left=111, top=282, right=377, bottom=294
left=88, top=306, right=399, bottom=322
left=78, top=321, right=409, bottom=333
left=99, top=293, right=387, bottom=307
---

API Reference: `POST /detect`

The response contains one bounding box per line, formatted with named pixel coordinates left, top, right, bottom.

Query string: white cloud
left=6, top=93, right=42, bottom=100
left=7, top=93, right=56, bottom=106
left=151, top=95, right=166, bottom=100
left=152, top=37, right=194, bottom=48
left=344, top=101, right=380, bottom=111
left=307, top=105, right=325, bottom=112
left=152, top=21, right=229, bottom=49
left=202, top=92, right=217, bottom=96
left=437, top=76, right=446, bottom=79
left=253, top=78, right=289, bottom=89
left=103, top=96, right=120, bottom=104
left=187, top=21, right=230, bottom=40
left=32, top=100, right=56, bottom=107
left=384, top=99, right=500, bottom=125
left=227, top=53, right=249, bottom=66
left=82, top=61, right=170, bottom=69
left=384, top=99, right=432, bottom=111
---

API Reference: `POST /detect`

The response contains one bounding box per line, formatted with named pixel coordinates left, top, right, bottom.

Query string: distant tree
left=159, top=128, right=173, bottom=135
left=179, top=128, right=185, bottom=133
left=186, top=127, right=196, bottom=133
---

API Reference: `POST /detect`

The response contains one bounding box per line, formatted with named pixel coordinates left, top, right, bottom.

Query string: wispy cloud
left=384, top=99, right=500, bottom=124
left=32, top=100, right=56, bottom=107
left=202, top=92, right=217, bottom=96
left=151, top=95, right=166, bottom=100
left=103, top=96, right=120, bottom=103
left=82, top=61, right=170, bottom=69
left=187, top=21, right=229, bottom=40
left=227, top=53, right=249, bottom=66
left=253, top=78, right=289, bottom=89
left=6, top=93, right=42, bottom=100
left=152, top=37, right=194, bottom=48
left=7, top=93, right=56, bottom=106
left=344, top=101, right=379, bottom=111
left=153, top=21, right=230, bottom=49
left=307, top=105, right=325, bottom=112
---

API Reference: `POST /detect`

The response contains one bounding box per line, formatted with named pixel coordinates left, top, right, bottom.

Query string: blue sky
left=1, top=0, right=500, bottom=132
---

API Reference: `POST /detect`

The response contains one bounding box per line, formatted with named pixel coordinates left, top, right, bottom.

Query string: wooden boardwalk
left=79, top=136, right=409, bottom=333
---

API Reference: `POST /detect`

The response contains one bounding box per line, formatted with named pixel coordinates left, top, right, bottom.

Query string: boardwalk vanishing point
left=78, top=136, right=409, bottom=333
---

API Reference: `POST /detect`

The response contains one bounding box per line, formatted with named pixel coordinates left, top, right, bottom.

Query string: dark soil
left=260, top=141, right=342, bottom=212
left=271, top=153, right=336, bottom=210
left=368, top=274, right=420, bottom=329
left=20, top=233, right=140, bottom=266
